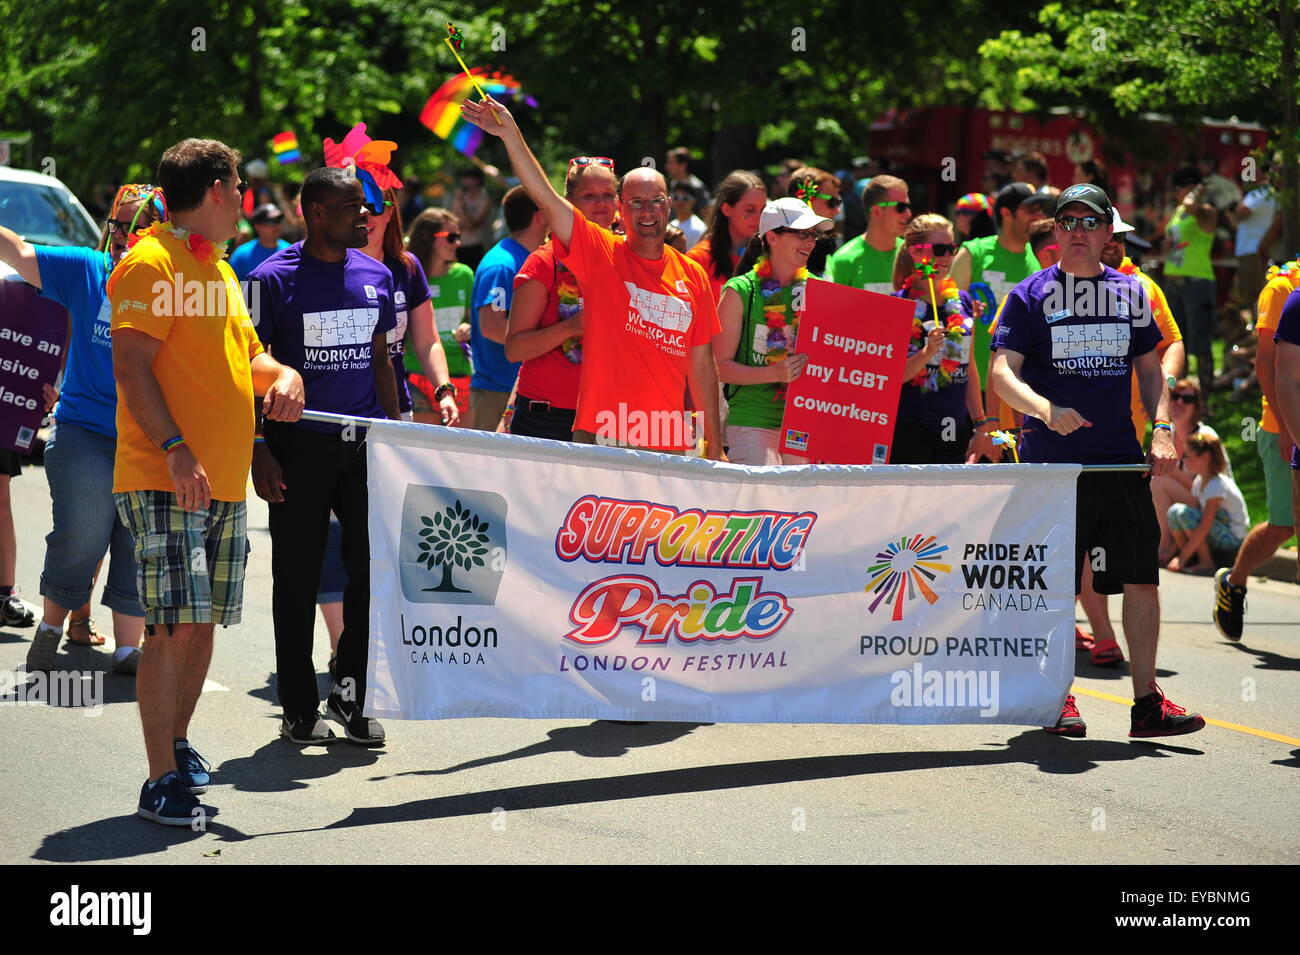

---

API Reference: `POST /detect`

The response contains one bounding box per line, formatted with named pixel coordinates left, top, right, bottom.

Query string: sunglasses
left=434, top=231, right=462, bottom=242
left=910, top=242, right=957, bottom=257
left=1171, top=392, right=1198, bottom=404
left=569, top=156, right=615, bottom=171
left=1056, top=215, right=1106, bottom=232
left=671, top=194, right=694, bottom=203
left=773, top=227, right=820, bottom=240
left=876, top=201, right=911, bottom=213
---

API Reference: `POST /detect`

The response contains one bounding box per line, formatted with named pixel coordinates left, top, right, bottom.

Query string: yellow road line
left=1071, top=685, right=1300, bottom=746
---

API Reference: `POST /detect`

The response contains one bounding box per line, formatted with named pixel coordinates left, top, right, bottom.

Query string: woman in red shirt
left=687, top=170, right=766, bottom=303
left=503, top=156, right=618, bottom=439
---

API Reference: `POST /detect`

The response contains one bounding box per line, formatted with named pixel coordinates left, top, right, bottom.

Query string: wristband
left=1152, top=421, right=1173, bottom=432
left=161, top=436, right=186, bottom=454
left=253, top=436, right=266, bottom=445
left=975, top=416, right=997, bottom=427
left=433, top=381, right=457, bottom=401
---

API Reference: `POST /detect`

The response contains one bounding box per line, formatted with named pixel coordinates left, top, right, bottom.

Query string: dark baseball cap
left=252, top=203, right=284, bottom=223
left=994, top=182, right=1037, bottom=215
left=1054, top=183, right=1114, bottom=221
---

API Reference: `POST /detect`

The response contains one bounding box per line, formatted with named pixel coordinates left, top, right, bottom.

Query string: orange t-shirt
left=108, top=229, right=264, bottom=501
left=1257, top=270, right=1300, bottom=433
left=1122, top=262, right=1182, bottom=442
left=686, top=238, right=739, bottom=305
left=554, top=214, right=721, bottom=450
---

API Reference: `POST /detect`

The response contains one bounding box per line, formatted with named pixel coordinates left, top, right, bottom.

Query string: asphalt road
left=1, top=461, right=1296, bottom=865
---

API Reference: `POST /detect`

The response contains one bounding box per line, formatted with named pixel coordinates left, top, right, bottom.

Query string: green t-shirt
left=827, top=235, right=901, bottom=294
left=963, top=234, right=1042, bottom=382
left=1164, top=207, right=1215, bottom=281
left=413, top=261, right=474, bottom=378
left=721, top=270, right=796, bottom=430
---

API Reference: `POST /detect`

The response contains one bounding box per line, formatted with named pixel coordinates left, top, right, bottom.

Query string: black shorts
left=889, top=420, right=972, bottom=465
left=510, top=397, right=576, bottom=442
left=1075, top=472, right=1159, bottom=595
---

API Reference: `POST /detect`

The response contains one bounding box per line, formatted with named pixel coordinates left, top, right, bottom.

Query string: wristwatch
left=433, top=381, right=457, bottom=402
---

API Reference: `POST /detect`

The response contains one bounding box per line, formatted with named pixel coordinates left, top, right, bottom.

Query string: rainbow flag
left=419, top=69, right=537, bottom=157
left=271, top=131, right=301, bottom=164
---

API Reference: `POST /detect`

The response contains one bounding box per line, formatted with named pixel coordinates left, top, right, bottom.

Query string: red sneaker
left=1044, top=694, right=1086, bottom=736
left=1129, top=683, right=1206, bottom=738
left=1074, top=626, right=1095, bottom=651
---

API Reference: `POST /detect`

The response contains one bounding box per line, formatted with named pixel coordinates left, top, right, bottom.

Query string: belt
left=517, top=395, right=572, bottom=414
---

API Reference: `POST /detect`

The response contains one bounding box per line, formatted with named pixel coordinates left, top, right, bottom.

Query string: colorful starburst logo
left=865, top=535, right=952, bottom=621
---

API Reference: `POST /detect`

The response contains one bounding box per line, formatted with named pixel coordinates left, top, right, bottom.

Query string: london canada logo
left=399, top=486, right=508, bottom=665
left=865, top=534, right=952, bottom=621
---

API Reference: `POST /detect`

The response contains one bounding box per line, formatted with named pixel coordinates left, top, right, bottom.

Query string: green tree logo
left=417, top=499, right=491, bottom=593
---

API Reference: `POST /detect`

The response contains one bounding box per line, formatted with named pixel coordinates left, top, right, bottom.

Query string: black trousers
left=265, top=423, right=371, bottom=718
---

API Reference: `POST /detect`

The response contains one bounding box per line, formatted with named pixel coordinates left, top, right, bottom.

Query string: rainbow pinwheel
left=323, top=123, right=402, bottom=213
left=419, top=69, right=537, bottom=157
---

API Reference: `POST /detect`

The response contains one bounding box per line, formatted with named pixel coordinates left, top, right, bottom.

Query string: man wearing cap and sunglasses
left=990, top=183, right=1206, bottom=739
left=228, top=203, right=289, bottom=281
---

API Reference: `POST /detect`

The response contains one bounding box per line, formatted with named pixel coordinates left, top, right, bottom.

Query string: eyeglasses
left=876, top=201, right=911, bottom=214
left=671, top=194, right=694, bottom=203
left=221, top=178, right=248, bottom=198
left=1171, top=392, right=1198, bottom=404
left=626, top=196, right=669, bottom=211
left=1055, top=215, right=1105, bottom=232
left=569, top=156, right=615, bottom=171
left=434, top=231, right=462, bottom=242
left=106, top=218, right=141, bottom=236
left=910, top=242, right=957, bottom=257
left=773, top=227, right=820, bottom=240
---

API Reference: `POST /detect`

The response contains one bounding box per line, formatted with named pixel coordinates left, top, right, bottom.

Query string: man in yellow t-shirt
left=109, top=138, right=304, bottom=827
left=1212, top=260, right=1300, bottom=640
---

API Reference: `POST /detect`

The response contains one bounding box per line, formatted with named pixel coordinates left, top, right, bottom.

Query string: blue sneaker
left=175, top=740, right=211, bottom=794
left=137, top=771, right=203, bottom=827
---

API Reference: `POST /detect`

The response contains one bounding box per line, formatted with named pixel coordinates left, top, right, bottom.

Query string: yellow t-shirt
left=1123, top=261, right=1182, bottom=442
left=1256, top=268, right=1300, bottom=434
left=107, top=229, right=263, bottom=501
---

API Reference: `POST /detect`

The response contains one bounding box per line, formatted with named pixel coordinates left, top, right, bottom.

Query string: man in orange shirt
left=1212, top=259, right=1300, bottom=640
left=461, top=97, right=724, bottom=457
left=110, top=139, right=304, bottom=826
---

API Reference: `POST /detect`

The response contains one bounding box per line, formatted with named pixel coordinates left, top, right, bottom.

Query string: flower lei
left=1265, top=258, right=1300, bottom=283
left=554, top=261, right=583, bottom=364
left=900, top=264, right=966, bottom=392
left=754, top=255, right=809, bottom=403
left=127, top=222, right=224, bottom=268
left=1117, top=259, right=1139, bottom=277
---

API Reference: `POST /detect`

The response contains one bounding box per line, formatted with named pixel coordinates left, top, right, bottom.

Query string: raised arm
left=0, top=224, right=43, bottom=287
left=460, top=96, right=575, bottom=247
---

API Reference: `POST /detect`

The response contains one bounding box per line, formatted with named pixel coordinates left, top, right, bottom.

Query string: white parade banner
left=364, top=420, right=1080, bottom=725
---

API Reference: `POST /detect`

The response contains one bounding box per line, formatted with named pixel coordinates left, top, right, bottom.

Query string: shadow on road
left=0, top=660, right=138, bottom=708
left=247, top=670, right=334, bottom=707
left=1273, top=749, right=1300, bottom=769
left=298, top=730, right=1202, bottom=832
left=1228, top=641, right=1300, bottom=672
left=214, top=735, right=384, bottom=793
left=30, top=809, right=250, bottom=863
left=370, top=721, right=708, bottom=781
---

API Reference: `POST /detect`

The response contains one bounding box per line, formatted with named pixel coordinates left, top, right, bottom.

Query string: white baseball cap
left=1112, top=209, right=1135, bottom=234
left=759, top=197, right=833, bottom=235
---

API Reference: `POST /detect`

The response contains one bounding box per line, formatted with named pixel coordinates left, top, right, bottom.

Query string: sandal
left=1074, top=626, right=1095, bottom=652
left=66, top=616, right=106, bottom=647
left=1090, top=636, right=1125, bottom=667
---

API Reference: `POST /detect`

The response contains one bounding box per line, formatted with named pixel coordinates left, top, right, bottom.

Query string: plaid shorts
left=114, top=490, right=249, bottom=628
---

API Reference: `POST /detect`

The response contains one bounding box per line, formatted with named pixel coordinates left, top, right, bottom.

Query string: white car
left=0, top=165, right=99, bottom=248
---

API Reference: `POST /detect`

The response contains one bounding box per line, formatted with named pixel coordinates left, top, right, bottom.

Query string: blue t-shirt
left=32, top=245, right=117, bottom=437
left=1274, top=287, right=1300, bottom=469
left=469, top=237, right=527, bottom=393
left=991, top=265, right=1161, bottom=464
left=250, top=243, right=397, bottom=433
left=383, top=253, right=432, bottom=414
left=228, top=238, right=290, bottom=281
left=893, top=288, right=976, bottom=433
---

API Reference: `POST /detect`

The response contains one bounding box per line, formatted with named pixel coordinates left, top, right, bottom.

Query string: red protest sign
left=780, top=278, right=913, bottom=464
left=0, top=277, right=67, bottom=453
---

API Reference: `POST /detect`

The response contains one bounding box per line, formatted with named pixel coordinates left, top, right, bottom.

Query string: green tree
left=417, top=499, right=491, bottom=593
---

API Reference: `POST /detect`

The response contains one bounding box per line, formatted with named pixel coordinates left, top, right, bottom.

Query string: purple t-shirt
left=893, top=288, right=976, bottom=432
left=382, top=253, right=432, bottom=414
left=1274, top=287, right=1300, bottom=469
left=991, top=264, right=1160, bottom=464
left=249, top=243, right=397, bottom=433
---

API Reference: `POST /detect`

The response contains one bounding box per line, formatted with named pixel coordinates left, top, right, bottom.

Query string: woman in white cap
left=712, top=197, right=830, bottom=464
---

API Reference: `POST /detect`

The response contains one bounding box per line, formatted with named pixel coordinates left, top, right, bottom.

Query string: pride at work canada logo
left=865, top=534, right=952, bottom=622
